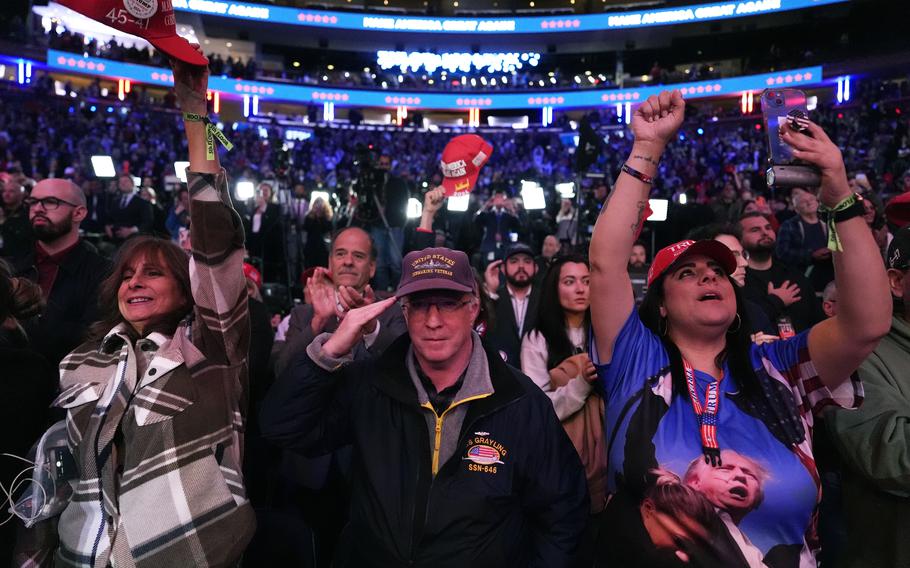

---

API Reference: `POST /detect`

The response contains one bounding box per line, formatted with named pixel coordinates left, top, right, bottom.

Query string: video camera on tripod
left=351, top=144, right=387, bottom=226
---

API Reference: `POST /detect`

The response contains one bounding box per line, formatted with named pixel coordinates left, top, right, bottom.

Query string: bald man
left=9, top=178, right=111, bottom=364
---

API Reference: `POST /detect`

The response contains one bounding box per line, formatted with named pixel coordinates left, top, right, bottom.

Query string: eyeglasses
left=731, top=249, right=751, bottom=261
left=24, top=197, right=80, bottom=211
left=402, top=299, right=472, bottom=316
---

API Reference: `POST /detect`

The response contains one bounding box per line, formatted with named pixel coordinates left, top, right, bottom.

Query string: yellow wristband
left=182, top=113, right=233, bottom=160
left=818, top=193, right=858, bottom=252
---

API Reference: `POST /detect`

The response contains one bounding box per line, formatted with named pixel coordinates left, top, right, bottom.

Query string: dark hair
left=638, top=268, right=760, bottom=399
left=257, top=182, right=274, bottom=198
left=738, top=211, right=770, bottom=223
left=685, top=223, right=737, bottom=242
left=644, top=468, right=718, bottom=527
left=330, top=226, right=377, bottom=260
left=474, top=272, right=496, bottom=331
left=90, top=236, right=192, bottom=341
left=529, top=254, right=591, bottom=369
left=735, top=211, right=772, bottom=240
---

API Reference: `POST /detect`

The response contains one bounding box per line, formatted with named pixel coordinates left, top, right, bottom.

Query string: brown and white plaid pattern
left=20, top=170, right=255, bottom=568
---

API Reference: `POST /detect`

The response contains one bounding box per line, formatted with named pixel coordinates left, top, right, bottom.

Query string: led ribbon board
left=47, top=50, right=824, bottom=111
left=171, top=0, right=848, bottom=34
left=376, top=51, right=540, bottom=74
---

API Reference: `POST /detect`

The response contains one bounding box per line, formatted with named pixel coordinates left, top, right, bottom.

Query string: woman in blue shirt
left=588, top=90, right=890, bottom=567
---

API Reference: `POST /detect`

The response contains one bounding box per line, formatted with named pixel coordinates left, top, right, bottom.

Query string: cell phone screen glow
left=760, top=89, right=808, bottom=166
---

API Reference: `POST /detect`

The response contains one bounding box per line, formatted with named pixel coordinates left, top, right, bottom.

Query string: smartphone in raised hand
left=761, top=88, right=820, bottom=189
left=761, top=88, right=809, bottom=164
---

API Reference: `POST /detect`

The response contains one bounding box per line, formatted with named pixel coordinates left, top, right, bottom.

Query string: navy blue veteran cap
left=887, top=226, right=910, bottom=270
left=396, top=247, right=477, bottom=298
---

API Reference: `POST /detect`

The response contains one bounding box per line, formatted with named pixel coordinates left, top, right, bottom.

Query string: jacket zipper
left=407, top=391, right=530, bottom=566
left=419, top=394, right=490, bottom=475
left=421, top=394, right=527, bottom=524
left=407, top=394, right=490, bottom=564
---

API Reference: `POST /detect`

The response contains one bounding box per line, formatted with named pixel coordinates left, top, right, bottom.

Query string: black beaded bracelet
left=829, top=199, right=865, bottom=224
left=621, top=163, right=654, bottom=185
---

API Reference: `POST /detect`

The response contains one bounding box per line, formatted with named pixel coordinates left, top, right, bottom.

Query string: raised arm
left=175, top=46, right=220, bottom=177
left=788, top=120, right=891, bottom=389
left=262, top=297, right=396, bottom=455
left=590, top=90, right=685, bottom=361
left=172, top=47, right=249, bottom=366
left=419, top=186, right=445, bottom=232
left=409, top=186, right=444, bottom=252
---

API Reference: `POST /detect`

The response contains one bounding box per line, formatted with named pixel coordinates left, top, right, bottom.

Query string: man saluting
left=262, top=247, right=588, bottom=567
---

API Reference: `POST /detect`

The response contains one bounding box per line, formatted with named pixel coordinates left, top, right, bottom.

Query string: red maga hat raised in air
left=58, top=0, right=208, bottom=66
left=439, top=135, right=493, bottom=197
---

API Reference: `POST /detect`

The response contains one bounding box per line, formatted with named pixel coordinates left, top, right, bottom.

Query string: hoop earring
left=658, top=317, right=668, bottom=337
left=727, top=313, right=742, bottom=334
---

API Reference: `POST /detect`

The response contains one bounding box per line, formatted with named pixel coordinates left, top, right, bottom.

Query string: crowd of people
left=2, top=72, right=908, bottom=286
left=2, top=34, right=910, bottom=567
left=46, top=29, right=259, bottom=79
left=38, top=23, right=841, bottom=95
left=40, top=26, right=701, bottom=93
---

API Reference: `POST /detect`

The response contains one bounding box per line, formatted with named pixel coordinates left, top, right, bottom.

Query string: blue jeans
left=370, top=226, right=404, bottom=291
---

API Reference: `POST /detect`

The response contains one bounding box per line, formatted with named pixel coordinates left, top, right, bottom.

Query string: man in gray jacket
left=273, top=226, right=406, bottom=375
left=265, top=226, right=407, bottom=567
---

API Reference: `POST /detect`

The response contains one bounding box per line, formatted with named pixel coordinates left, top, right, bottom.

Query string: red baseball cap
left=242, top=262, right=262, bottom=289
left=647, top=240, right=737, bottom=287
left=440, top=135, right=493, bottom=197
left=58, top=0, right=208, bottom=66
left=885, top=191, right=910, bottom=229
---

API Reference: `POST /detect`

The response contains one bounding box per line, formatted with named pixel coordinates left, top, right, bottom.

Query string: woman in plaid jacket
left=17, top=47, right=255, bottom=567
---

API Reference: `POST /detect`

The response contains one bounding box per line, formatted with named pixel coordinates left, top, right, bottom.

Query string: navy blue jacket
left=260, top=334, right=589, bottom=567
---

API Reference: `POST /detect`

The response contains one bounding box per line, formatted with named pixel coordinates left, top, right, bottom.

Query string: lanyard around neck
left=683, top=358, right=724, bottom=467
